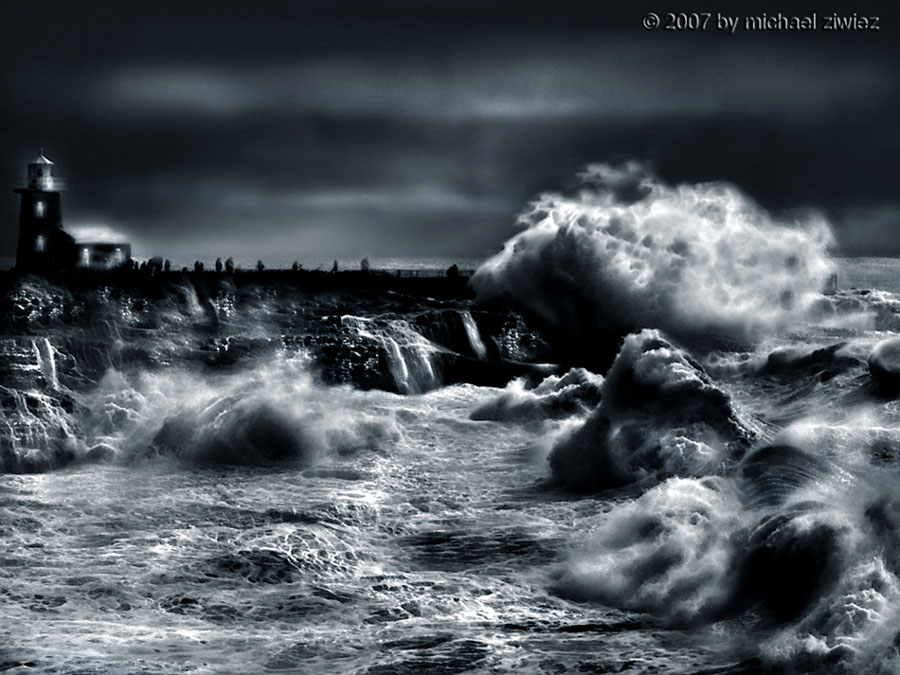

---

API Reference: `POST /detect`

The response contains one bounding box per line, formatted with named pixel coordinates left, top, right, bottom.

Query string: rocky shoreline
left=0, top=269, right=555, bottom=472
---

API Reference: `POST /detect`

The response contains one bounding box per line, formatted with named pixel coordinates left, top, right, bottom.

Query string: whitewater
left=3, top=164, right=900, bottom=674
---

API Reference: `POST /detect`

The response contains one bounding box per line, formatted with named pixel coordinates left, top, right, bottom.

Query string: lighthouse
left=13, top=150, right=76, bottom=271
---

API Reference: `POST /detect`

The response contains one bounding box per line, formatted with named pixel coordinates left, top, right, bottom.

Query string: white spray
left=473, top=162, right=835, bottom=343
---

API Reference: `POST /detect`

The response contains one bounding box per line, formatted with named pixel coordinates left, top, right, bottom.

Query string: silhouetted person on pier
left=292, top=261, right=300, bottom=272
left=225, top=257, right=234, bottom=273
left=447, top=263, right=459, bottom=279
left=360, top=257, right=370, bottom=273
left=194, top=260, right=204, bottom=272
left=148, top=256, right=163, bottom=276
left=256, top=260, right=265, bottom=272
left=332, top=260, right=339, bottom=273
left=164, top=259, right=171, bottom=273
left=139, top=261, right=147, bottom=272
left=215, top=257, right=223, bottom=273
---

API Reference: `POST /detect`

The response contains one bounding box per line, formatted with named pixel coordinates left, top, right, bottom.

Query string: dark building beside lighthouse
left=13, top=151, right=131, bottom=272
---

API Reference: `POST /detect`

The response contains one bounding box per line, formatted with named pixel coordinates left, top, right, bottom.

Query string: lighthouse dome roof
left=31, top=150, right=53, bottom=165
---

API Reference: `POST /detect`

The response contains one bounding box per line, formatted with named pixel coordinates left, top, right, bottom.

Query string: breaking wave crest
left=80, top=356, right=401, bottom=468
left=473, top=162, right=834, bottom=358
left=548, top=330, right=760, bottom=491
left=555, top=477, right=742, bottom=625
left=470, top=368, right=603, bottom=423
left=553, top=401, right=900, bottom=671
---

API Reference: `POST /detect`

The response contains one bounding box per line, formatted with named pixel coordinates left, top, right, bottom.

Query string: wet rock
left=868, top=337, right=900, bottom=393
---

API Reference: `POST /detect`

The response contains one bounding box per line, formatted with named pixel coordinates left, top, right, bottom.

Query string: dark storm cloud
left=93, top=48, right=886, bottom=121
left=1, top=0, right=899, bottom=261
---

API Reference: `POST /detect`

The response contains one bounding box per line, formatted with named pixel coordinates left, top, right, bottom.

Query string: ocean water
left=838, top=257, right=900, bottom=294
left=4, top=166, right=900, bottom=674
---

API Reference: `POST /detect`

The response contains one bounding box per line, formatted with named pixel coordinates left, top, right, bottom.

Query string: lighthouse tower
left=13, top=150, right=76, bottom=271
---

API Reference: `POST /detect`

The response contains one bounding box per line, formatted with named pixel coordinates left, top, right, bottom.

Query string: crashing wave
left=81, top=356, right=401, bottom=467
left=554, top=477, right=742, bottom=625
left=764, top=558, right=900, bottom=673
left=473, top=162, right=834, bottom=365
left=470, top=368, right=603, bottom=422
left=548, top=329, right=759, bottom=491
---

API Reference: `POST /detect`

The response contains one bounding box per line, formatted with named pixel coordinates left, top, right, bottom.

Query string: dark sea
left=4, top=170, right=900, bottom=674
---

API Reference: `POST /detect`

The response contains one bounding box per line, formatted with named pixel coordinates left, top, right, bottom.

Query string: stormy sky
left=1, top=0, right=898, bottom=263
